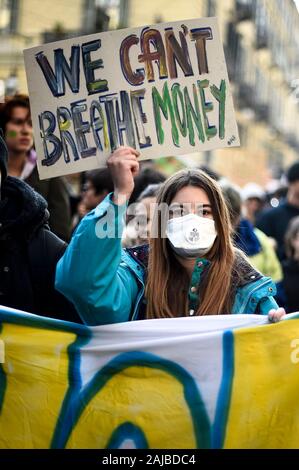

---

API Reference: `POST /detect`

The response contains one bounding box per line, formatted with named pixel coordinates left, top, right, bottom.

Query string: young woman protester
left=55, top=147, right=285, bottom=325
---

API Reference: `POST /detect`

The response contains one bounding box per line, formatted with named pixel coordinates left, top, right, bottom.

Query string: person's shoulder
left=232, top=255, right=276, bottom=313
left=30, top=225, right=67, bottom=262
left=235, top=260, right=276, bottom=299
left=233, top=249, right=263, bottom=288
left=254, top=227, right=266, bottom=239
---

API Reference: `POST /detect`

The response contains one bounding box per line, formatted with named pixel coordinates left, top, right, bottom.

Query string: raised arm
left=55, top=146, right=141, bottom=325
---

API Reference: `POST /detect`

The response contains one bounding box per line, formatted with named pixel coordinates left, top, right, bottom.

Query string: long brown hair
left=145, top=169, right=236, bottom=318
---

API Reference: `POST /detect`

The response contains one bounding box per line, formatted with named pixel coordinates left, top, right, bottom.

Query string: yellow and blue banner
left=0, top=305, right=299, bottom=449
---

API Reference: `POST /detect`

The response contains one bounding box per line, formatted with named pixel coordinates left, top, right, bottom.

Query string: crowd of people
left=1, top=93, right=299, bottom=324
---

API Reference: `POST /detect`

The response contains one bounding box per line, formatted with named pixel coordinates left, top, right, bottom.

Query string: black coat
left=256, top=201, right=299, bottom=261
left=0, top=177, right=82, bottom=323
left=26, top=166, right=72, bottom=242
left=281, top=259, right=299, bottom=313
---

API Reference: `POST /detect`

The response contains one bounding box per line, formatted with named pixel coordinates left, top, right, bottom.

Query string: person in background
left=0, top=94, right=72, bottom=241
left=129, top=165, right=166, bottom=204
left=122, top=183, right=162, bottom=247
left=221, top=183, right=282, bottom=283
left=55, top=146, right=285, bottom=325
left=82, top=168, right=114, bottom=211
left=276, top=217, right=299, bottom=313
left=256, top=161, right=299, bottom=261
left=241, top=182, right=266, bottom=226
left=72, top=168, right=114, bottom=230
left=265, top=179, right=288, bottom=210
left=0, top=128, right=81, bottom=322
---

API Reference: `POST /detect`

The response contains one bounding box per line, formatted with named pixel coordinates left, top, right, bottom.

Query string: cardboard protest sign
left=24, top=17, right=239, bottom=179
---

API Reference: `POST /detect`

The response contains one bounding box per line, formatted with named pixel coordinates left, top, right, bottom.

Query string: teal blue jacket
left=55, top=195, right=278, bottom=325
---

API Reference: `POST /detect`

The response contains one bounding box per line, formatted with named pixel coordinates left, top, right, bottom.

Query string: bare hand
left=107, top=146, right=140, bottom=205
left=268, top=307, right=286, bottom=323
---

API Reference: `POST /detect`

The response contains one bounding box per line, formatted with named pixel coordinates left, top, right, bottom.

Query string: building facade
left=0, top=0, right=112, bottom=96
left=1, top=0, right=298, bottom=184
left=122, top=0, right=299, bottom=185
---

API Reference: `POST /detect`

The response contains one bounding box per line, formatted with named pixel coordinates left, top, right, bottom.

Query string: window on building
left=236, top=0, right=255, bottom=22
left=226, top=21, right=240, bottom=80
left=0, top=0, right=18, bottom=33
left=206, top=0, right=215, bottom=17
left=0, top=0, right=10, bottom=32
left=238, top=123, right=248, bottom=147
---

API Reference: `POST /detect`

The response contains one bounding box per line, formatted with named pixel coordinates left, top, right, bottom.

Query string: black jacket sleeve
left=28, top=227, right=83, bottom=323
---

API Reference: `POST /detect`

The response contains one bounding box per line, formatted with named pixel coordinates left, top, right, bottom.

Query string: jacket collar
left=0, top=176, right=48, bottom=240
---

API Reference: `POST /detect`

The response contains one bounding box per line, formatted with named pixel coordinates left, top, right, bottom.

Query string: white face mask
left=166, top=213, right=217, bottom=258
